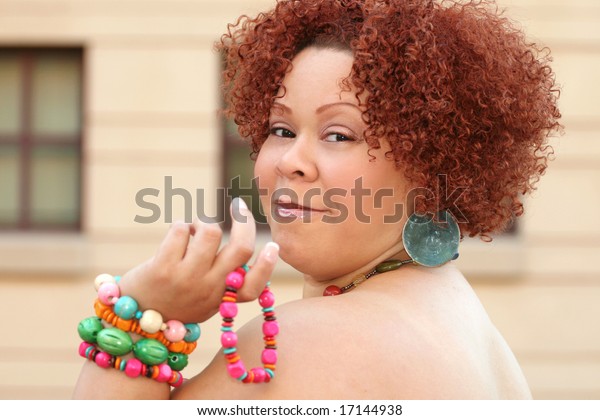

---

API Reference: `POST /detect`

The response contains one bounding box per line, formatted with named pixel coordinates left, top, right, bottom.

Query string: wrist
left=76, top=273, right=202, bottom=390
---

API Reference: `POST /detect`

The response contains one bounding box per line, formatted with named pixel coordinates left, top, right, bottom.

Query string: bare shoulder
left=172, top=297, right=357, bottom=400
left=174, top=265, right=531, bottom=399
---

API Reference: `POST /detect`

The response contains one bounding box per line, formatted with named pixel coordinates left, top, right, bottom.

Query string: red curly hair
left=216, top=0, right=562, bottom=240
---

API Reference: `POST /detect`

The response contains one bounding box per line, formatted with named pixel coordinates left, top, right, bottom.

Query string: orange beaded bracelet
left=94, top=299, right=198, bottom=355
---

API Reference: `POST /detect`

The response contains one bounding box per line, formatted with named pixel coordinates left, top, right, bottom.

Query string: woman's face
left=255, top=47, right=409, bottom=281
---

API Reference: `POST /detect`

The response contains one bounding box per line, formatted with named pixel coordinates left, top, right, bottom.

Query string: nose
left=275, top=135, right=318, bottom=182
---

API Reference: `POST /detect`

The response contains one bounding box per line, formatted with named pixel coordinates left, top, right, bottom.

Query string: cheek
left=341, top=166, right=407, bottom=223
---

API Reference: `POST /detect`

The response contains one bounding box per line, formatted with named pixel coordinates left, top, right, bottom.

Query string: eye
left=270, top=127, right=296, bottom=138
left=324, top=132, right=354, bottom=142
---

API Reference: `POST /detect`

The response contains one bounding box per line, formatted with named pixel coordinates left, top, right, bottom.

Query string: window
left=0, top=48, right=83, bottom=231
left=222, top=118, right=267, bottom=229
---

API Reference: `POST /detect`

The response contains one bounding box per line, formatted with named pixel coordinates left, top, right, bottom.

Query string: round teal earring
left=402, top=210, right=461, bottom=267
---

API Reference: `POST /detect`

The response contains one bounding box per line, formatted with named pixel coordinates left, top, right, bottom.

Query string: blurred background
left=0, top=0, right=598, bottom=400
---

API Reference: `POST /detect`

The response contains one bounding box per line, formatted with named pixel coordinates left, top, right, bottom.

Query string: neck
left=301, top=246, right=411, bottom=298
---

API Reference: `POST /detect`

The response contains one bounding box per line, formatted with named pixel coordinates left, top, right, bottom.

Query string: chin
left=274, top=235, right=343, bottom=280
left=273, top=232, right=315, bottom=273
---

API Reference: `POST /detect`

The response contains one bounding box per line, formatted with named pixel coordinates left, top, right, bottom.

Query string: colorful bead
left=225, top=271, right=244, bottom=288
left=227, top=360, right=247, bottom=379
left=226, top=354, right=240, bottom=363
left=221, top=331, right=238, bottom=347
left=323, top=285, right=342, bottom=296
left=96, top=328, right=133, bottom=356
left=77, top=317, right=104, bottom=343
left=124, top=358, right=143, bottom=378
left=155, top=363, right=173, bottom=383
left=242, top=371, right=254, bottom=383
left=167, top=353, right=188, bottom=371
left=259, top=290, right=275, bottom=308
left=94, top=273, right=116, bottom=291
left=219, top=302, right=238, bottom=318
left=133, top=338, right=169, bottom=366
left=375, top=260, right=406, bottom=272
left=261, top=349, right=277, bottom=365
left=149, top=365, right=160, bottom=379
left=117, top=358, right=127, bottom=371
left=262, top=321, right=279, bottom=337
left=139, top=310, right=163, bottom=334
left=184, top=323, right=201, bottom=342
left=251, top=367, right=267, bottom=383
left=114, top=296, right=138, bottom=320
left=163, top=320, right=187, bottom=343
left=84, top=346, right=96, bottom=360
left=98, top=282, right=120, bottom=305
left=95, top=351, right=112, bottom=368
left=170, top=371, right=184, bottom=388
left=166, top=340, right=197, bottom=354
left=79, top=341, right=93, bottom=357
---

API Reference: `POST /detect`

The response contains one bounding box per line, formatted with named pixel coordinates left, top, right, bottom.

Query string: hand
left=117, top=198, right=279, bottom=324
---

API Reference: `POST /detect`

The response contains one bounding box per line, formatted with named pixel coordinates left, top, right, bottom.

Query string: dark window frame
left=220, top=118, right=268, bottom=231
left=0, top=46, right=84, bottom=232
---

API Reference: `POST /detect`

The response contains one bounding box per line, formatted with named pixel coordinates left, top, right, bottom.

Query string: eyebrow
left=271, top=101, right=362, bottom=115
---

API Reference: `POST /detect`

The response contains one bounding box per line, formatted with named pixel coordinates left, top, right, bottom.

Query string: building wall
left=0, top=0, right=598, bottom=399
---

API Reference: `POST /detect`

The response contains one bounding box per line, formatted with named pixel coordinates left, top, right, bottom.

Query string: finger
left=183, top=218, right=222, bottom=271
left=154, top=220, right=192, bottom=266
left=213, top=197, right=256, bottom=274
left=237, top=241, right=280, bottom=302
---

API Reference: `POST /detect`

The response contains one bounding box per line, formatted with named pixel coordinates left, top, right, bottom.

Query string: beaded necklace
left=323, top=257, right=414, bottom=296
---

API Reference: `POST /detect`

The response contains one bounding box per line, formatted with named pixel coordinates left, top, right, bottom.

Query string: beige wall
left=0, top=0, right=598, bottom=400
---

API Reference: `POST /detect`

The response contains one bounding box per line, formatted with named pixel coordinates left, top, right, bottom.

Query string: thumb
left=237, top=242, right=279, bottom=302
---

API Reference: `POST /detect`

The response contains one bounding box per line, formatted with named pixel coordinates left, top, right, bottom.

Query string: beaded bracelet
left=93, top=299, right=198, bottom=355
left=94, top=274, right=200, bottom=347
left=78, top=316, right=190, bottom=371
left=220, top=265, right=278, bottom=384
left=79, top=341, right=184, bottom=388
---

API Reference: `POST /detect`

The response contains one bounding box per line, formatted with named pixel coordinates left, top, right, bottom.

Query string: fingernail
left=233, top=197, right=248, bottom=212
left=263, top=242, right=279, bottom=263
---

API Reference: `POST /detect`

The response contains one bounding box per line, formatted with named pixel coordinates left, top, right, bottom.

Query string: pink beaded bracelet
left=78, top=341, right=184, bottom=388
left=220, top=265, right=278, bottom=384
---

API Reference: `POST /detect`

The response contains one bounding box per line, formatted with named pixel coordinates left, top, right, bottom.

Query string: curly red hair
left=216, top=0, right=562, bottom=240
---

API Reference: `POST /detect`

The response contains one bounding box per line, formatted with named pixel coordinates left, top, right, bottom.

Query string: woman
left=73, top=0, right=561, bottom=399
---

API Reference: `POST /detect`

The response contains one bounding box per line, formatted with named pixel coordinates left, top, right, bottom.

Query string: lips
left=273, top=198, right=325, bottom=220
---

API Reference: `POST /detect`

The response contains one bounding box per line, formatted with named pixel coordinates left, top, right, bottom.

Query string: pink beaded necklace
left=220, top=265, right=278, bottom=384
